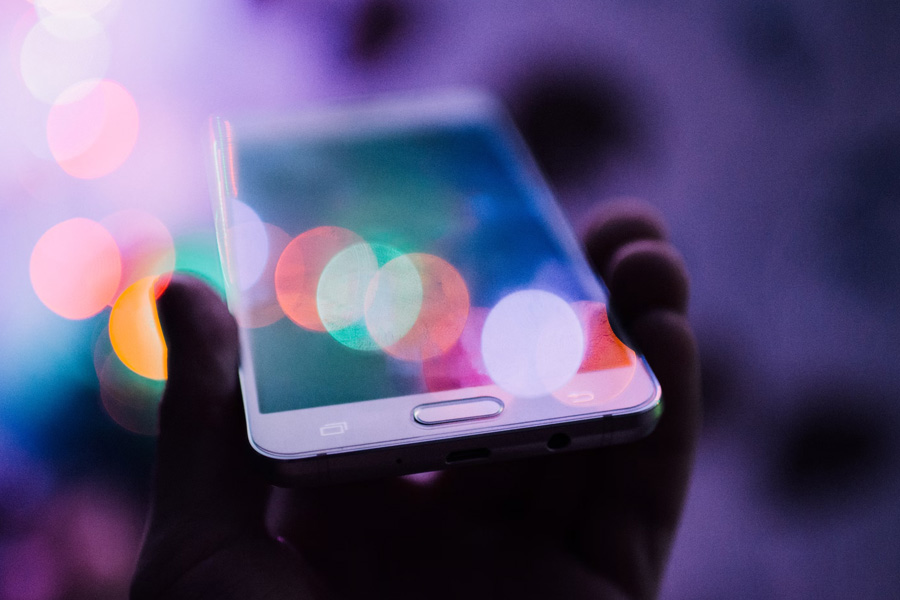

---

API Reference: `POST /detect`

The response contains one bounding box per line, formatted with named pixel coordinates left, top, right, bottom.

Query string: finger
left=134, top=276, right=272, bottom=593
left=618, top=310, right=701, bottom=517
left=436, top=203, right=683, bottom=510
left=605, top=239, right=689, bottom=325
left=575, top=216, right=698, bottom=597
left=576, top=310, right=700, bottom=600
left=576, top=207, right=697, bottom=597
left=271, top=474, right=438, bottom=591
left=153, top=275, right=264, bottom=526
left=582, top=198, right=668, bottom=280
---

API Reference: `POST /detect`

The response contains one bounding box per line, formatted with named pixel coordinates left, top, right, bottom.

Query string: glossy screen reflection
left=224, top=123, right=636, bottom=412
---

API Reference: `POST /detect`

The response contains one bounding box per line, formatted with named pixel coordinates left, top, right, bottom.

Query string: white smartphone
left=208, top=90, right=661, bottom=485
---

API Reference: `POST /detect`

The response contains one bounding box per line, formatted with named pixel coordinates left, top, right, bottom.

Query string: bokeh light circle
left=36, top=0, right=117, bottom=19
left=237, top=223, right=290, bottom=328
left=100, top=209, right=175, bottom=302
left=35, top=13, right=103, bottom=41
left=364, top=254, right=423, bottom=351
left=47, top=80, right=105, bottom=158
left=227, top=200, right=268, bottom=291
left=47, top=79, right=139, bottom=179
left=552, top=301, right=637, bottom=406
left=108, top=276, right=167, bottom=380
left=9, top=9, right=39, bottom=72
left=481, top=290, right=584, bottom=397
left=93, top=326, right=162, bottom=435
left=571, top=301, right=635, bottom=372
left=19, top=20, right=109, bottom=103
left=422, top=306, right=492, bottom=392
left=30, top=218, right=121, bottom=319
left=317, top=242, right=382, bottom=351
left=379, top=254, right=470, bottom=362
left=173, top=231, right=226, bottom=295
left=274, top=226, right=365, bottom=331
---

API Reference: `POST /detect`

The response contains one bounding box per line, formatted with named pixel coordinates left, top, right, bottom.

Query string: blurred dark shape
left=348, top=0, right=409, bottom=63
left=0, top=535, right=61, bottom=600
left=732, top=2, right=813, bottom=76
left=40, top=385, right=155, bottom=493
left=696, top=331, right=739, bottom=427
left=773, top=390, right=892, bottom=509
left=0, top=483, right=143, bottom=600
left=826, top=131, right=900, bottom=299
left=0, top=446, right=49, bottom=542
left=511, top=70, right=637, bottom=185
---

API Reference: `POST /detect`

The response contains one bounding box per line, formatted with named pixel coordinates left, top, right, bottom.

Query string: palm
left=278, top=424, right=690, bottom=599
left=132, top=202, right=699, bottom=600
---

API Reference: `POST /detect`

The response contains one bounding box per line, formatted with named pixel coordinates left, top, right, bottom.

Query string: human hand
left=130, top=200, right=700, bottom=600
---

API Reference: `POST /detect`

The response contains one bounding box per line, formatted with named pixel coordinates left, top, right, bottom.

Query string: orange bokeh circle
left=108, top=275, right=167, bottom=380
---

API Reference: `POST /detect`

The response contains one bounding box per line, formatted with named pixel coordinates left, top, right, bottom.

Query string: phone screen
left=217, top=112, right=636, bottom=416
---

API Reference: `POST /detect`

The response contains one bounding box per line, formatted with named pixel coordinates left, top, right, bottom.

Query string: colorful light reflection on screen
left=571, top=301, right=635, bottom=372
left=481, top=289, right=585, bottom=397
left=378, top=253, right=469, bottom=362
left=254, top=224, right=634, bottom=398
left=237, top=223, right=289, bottom=329
left=422, top=306, right=491, bottom=392
left=317, top=242, right=402, bottom=351
left=228, top=199, right=268, bottom=291
left=220, top=121, right=643, bottom=410
left=364, top=253, right=423, bottom=352
left=272, top=227, right=472, bottom=358
left=552, top=301, right=638, bottom=406
left=274, top=226, right=366, bottom=331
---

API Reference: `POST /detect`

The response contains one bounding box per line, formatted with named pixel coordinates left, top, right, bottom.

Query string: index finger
left=574, top=201, right=700, bottom=599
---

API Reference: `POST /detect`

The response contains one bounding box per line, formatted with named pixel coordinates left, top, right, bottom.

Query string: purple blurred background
left=2, top=0, right=899, bottom=597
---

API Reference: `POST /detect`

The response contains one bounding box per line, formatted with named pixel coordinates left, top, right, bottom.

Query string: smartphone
left=208, top=90, right=661, bottom=485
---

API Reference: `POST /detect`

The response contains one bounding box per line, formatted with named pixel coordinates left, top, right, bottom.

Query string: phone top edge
left=216, top=88, right=504, bottom=142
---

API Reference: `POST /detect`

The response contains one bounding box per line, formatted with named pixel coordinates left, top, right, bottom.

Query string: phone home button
left=413, top=397, right=504, bottom=425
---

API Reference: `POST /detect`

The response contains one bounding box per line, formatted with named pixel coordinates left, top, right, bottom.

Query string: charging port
left=446, top=448, right=491, bottom=463
left=547, top=433, right=571, bottom=450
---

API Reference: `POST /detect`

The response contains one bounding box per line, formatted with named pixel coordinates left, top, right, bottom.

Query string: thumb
left=134, top=275, right=270, bottom=592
